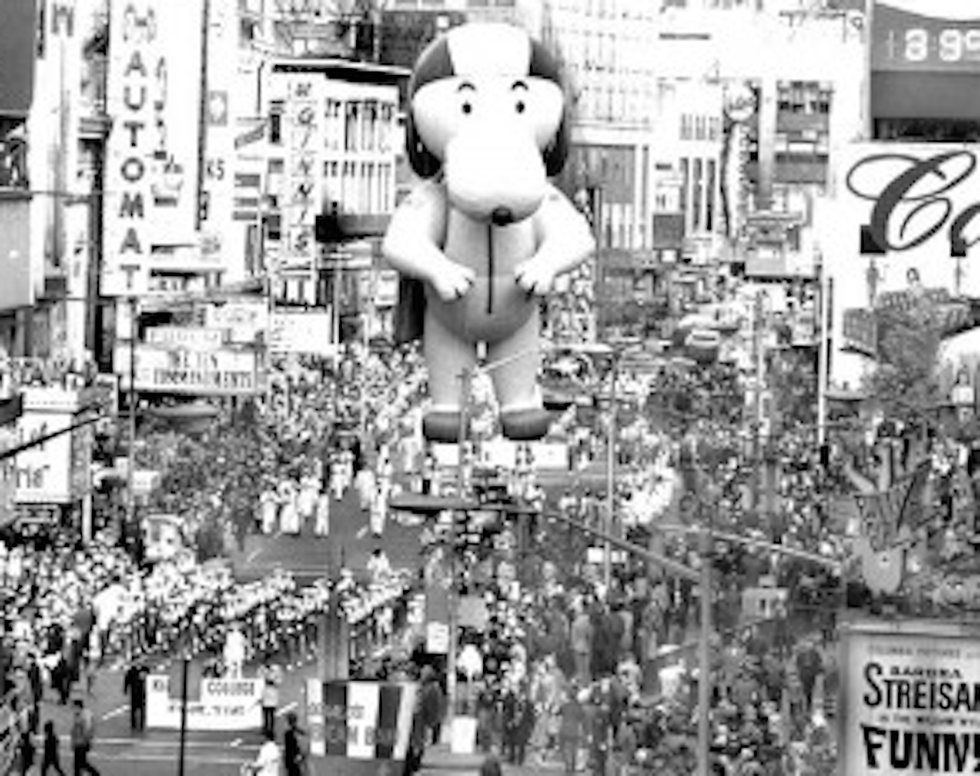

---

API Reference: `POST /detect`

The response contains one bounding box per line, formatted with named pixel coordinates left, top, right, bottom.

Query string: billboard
left=821, top=142, right=980, bottom=387
left=872, top=2, right=980, bottom=73
left=268, top=311, right=333, bottom=356
left=104, top=0, right=205, bottom=295
left=115, top=344, right=259, bottom=395
left=0, top=0, right=37, bottom=115
left=0, top=199, right=33, bottom=310
left=840, top=620, right=980, bottom=774
left=6, top=388, right=81, bottom=505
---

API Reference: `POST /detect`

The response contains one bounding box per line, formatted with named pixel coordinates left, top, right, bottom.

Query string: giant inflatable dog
left=383, top=23, right=595, bottom=443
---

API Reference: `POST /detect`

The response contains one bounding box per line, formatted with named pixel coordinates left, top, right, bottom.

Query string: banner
left=146, top=675, right=264, bottom=731
left=307, top=680, right=417, bottom=760
left=840, top=621, right=980, bottom=774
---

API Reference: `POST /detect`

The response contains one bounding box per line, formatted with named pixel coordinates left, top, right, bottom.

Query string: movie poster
left=840, top=621, right=980, bottom=774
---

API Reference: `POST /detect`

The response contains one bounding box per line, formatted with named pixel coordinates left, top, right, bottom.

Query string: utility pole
left=604, top=353, right=616, bottom=591
left=446, top=367, right=473, bottom=732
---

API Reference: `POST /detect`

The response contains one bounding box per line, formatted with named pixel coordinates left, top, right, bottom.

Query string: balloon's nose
left=491, top=206, right=515, bottom=226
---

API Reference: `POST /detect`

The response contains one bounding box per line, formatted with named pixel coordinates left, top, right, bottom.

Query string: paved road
left=224, top=460, right=612, bottom=585
left=226, top=486, right=428, bottom=584
left=27, top=461, right=607, bottom=775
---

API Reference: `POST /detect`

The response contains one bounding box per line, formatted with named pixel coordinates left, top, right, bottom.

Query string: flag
left=853, top=461, right=930, bottom=552
left=314, top=681, right=418, bottom=761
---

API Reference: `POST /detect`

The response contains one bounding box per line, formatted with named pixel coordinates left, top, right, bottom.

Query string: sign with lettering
left=0, top=428, right=17, bottom=525
left=145, top=326, right=226, bottom=351
left=283, top=74, right=323, bottom=288
left=268, top=311, right=333, bottom=356
left=840, top=620, right=980, bottom=774
left=205, top=300, right=269, bottom=344
left=823, top=143, right=980, bottom=388
left=307, top=680, right=417, bottom=760
left=104, top=0, right=204, bottom=295
left=6, top=388, right=80, bottom=505
left=872, top=2, right=980, bottom=73
left=115, top=345, right=259, bottom=395
left=146, top=675, right=264, bottom=731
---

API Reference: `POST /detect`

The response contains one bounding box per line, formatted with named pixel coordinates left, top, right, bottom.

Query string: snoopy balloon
left=383, top=22, right=595, bottom=443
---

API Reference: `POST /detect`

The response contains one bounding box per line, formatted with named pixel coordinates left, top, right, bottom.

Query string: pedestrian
left=479, top=753, right=503, bottom=776
left=795, top=638, right=823, bottom=715
left=259, top=661, right=282, bottom=738
left=558, top=683, right=585, bottom=774
left=314, top=490, right=330, bottom=537
left=251, top=730, right=282, bottom=776
left=403, top=693, right=427, bottom=776
left=17, top=719, right=36, bottom=776
left=420, top=666, right=445, bottom=746
left=70, top=698, right=100, bottom=776
left=26, top=652, right=42, bottom=730
left=41, top=720, right=66, bottom=776
left=224, top=622, right=247, bottom=679
left=283, top=711, right=307, bottom=776
left=570, top=600, right=593, bottom=686
left=122, top=660, right=148, bottom=731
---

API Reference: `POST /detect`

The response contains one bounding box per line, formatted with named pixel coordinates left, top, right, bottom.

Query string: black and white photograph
left=0, top=1, right=977, bottom=775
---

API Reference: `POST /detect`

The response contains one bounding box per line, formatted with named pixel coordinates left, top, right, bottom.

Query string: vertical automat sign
left=105, top=0, right=204, bottom=296
left=840, top=620, right=980, bottom=775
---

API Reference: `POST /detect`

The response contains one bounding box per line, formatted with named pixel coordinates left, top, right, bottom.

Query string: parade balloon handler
left=383, top=22, right=595, bottom=443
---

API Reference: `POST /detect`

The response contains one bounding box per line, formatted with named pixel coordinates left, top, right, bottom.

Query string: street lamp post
left=127, top=295, right=138, bottom=541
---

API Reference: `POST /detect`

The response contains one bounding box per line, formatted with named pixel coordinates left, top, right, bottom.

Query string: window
left=706, top=159, right=716, bottom=232
left=693, top=158, right=703, bottom=232
left=679, top=157, right=689, bottom=226
left=345, top=102, right=359, bottom=152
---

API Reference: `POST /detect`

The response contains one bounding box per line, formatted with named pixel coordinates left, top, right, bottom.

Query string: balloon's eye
left=515, top=100, right=526, bottom=114
left=462, top=102, right=473, bottom=115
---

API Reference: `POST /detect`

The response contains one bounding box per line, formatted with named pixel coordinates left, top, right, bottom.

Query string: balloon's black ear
left=544, top=106, right=570, bottom=178
left=528, top=38, right=570, bottom=177
left=405, top=111, right=442, bottom=179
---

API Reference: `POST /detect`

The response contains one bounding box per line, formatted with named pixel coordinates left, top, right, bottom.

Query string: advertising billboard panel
left=872, top=1, right=980, bottom=73
left=0, top=0, right=37, bottom=115
left=820, top=142, right=980, bottom=387
left=840, top=620, right=980, bottom=774
left=6, top=388, right=81, bottom=505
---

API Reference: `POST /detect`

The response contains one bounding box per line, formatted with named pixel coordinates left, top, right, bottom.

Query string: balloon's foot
left=422, top=411, right=466, bottom=443
left=500, top=408, right=553, bottom=441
